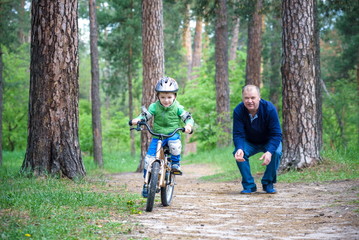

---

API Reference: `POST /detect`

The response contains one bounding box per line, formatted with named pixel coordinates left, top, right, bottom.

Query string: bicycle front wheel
left=161, top=171, right=175, bottom=206
left=146, top=161, right=160, bottom=212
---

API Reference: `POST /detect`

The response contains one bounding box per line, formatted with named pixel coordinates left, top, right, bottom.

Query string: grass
left=1, top=146, right=358, bottom=239
left=1, top=150, right=144, bottom=240
left=184, top=146, right=359, bottom=183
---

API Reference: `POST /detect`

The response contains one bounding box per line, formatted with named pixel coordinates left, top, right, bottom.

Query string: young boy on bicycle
left=130, top=76, right=194, bottom=197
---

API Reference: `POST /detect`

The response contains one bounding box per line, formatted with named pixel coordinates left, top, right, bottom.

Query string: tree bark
left=0, top=46, right=3, bottom=166
left=281, top=0, right=322, bottom=171
left=182, top=4, right=192, bottom=84
left=22, top=0, right=85, bottom=179
left=191, top=17, right=202, bottom=73
left=138, top=0, right=164, bottom=172
left=215, top=0, right=230, bottom=146
left=245, top=0, right=263, bottom=87
left=268, top=15, right=281, bottom=109
left=128, top=46, right=136, bottom=156
left=89, top=0, right=103, bottom=168
left=229, top=16, right=240, bottom=62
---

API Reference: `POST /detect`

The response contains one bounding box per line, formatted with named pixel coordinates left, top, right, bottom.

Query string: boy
left=130, top=76, right=194, bottom=197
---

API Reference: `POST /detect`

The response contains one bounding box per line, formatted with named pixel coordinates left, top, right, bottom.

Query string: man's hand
left=235, top=149, right=245, bottom=162
left=259, top=151, right=272, bottom=166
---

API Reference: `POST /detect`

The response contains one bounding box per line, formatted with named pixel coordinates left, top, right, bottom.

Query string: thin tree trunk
left=0, top=46, right=3, bottom=166
left=268, top=15, right=281, bottom=109
left=314, top=0, right=322, bottom=151
left=182, top=4, right=192, bottom=85
left=138, top=0, right=164, bottom=172
left=280, top=0, right=322, bottom=171
left=215, top=0, right=230, bottom=146
left=22, top=0, right=85, bottom=179
left=128, top=46, right=135, bottom=156
left=245, top=0, right=263, bottom=86
left=89, top=0, right=103, bottom=167
left=229, top=17, right=240, bottom=61
left=192, top=17, right=202, bottom=73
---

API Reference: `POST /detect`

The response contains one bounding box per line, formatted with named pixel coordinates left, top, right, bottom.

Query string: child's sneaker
left=171, top=164, right=181, bottom=171
left=142, top=184, right=148, bottom=198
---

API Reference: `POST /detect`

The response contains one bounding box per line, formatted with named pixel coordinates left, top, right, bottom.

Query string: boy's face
left=158, top=92, right=176, bottom=107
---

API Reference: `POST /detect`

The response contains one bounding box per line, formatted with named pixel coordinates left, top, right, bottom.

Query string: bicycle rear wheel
left=146, top=161, right=160, bottom=212
left=161, top=171, right=175, bottom=206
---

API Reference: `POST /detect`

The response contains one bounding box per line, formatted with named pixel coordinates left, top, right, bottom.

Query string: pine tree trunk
left=268, top=15, right=281, bottom=109
left=89, top=0, right=103, bottom=167
left=215, top=0, right=230, bottom=146
left=0, top=46, right=3, bottom=166
left=192, top=17, right=202, bottom=72
left=128, top=46, right=136, bottom=156
left=245, top=0, right=263, bottom=86
left=22, top=0, right=85, bottom=179
left=138, top=0, right=164, bottom=172
left=229, top=17, right=240, bottom=62
left=281, top=0, right=322, bottom=170
left=182, top=4, right=192, bottom=85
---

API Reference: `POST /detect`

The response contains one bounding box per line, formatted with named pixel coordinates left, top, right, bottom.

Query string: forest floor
left=108, top=163, right=359, bottom=240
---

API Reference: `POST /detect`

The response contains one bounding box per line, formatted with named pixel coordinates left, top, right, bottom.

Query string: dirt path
left=110, top=164, right=359, bottom=240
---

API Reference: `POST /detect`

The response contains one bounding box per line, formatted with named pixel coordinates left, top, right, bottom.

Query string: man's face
left=242, top=88, right=260, bottom=114
left=158, top=92, right=176, bottom=107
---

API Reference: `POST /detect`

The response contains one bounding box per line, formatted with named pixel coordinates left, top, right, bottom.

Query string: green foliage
left=2, top=44, right=30, bottom=151
left=0, top=151, right=144, bottom=240
left=322, top=76, right=359, bottom=149
left=79, top=100, right=93, bottom=153
left=178, top=50, right=219, bottom=151
left=184, top=145, right=359, bottom=183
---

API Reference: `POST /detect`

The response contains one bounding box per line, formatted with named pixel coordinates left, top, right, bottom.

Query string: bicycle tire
left=161, top=171, right=175, bottom=206
left=146, top=161, right=160, bottom=212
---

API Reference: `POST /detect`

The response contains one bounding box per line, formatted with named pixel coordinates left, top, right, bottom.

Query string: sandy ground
left=108, top=164, right=359, bottom=240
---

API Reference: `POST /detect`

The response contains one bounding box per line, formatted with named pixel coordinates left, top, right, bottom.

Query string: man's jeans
left=236, top=141, right=282, bottom=190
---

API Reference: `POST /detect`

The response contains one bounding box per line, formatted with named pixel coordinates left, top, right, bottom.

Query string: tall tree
left=138, top=0, right=165, bottom=172
left=0, top=46, right=2, bottom=166
left=191, top=16, right=203, bottom=76
left=89, top=0, right=103, bottom=167
left=281, top=0, right=322, bottom=170
left=245, top=0, right=263, bottom=86
left=215, top=0, right=230, bottom=146
left=182, top=4, right=192, bottom=82
left=262, top=2, right=282, bottom=109
left=22, top=0, right=85, bottom=179
left=0, top=1, right=29, bottom=166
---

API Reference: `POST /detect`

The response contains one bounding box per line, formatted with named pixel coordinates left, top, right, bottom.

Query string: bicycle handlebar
left=130, top=120, right=185, bottom=139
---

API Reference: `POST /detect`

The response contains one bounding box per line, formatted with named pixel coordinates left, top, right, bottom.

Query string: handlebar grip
left=128, top=120, right=133, bottom=126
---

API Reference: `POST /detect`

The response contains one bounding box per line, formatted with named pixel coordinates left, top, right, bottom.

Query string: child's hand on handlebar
left=130, top=119, right=140, bottom=125
left=184, top=124, right=192, bottom=134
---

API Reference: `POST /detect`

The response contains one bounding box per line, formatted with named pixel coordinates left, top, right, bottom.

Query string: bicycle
left=130, top=119, right=185, bottom=212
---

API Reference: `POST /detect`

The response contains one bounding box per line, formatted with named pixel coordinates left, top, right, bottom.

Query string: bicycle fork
left=144, top=139, right=166, bottom=188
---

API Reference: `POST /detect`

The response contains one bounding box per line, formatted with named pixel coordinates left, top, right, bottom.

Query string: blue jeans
left=235, top=141, right=282, bottom=190
left=143, top=133, right=181, bottom=177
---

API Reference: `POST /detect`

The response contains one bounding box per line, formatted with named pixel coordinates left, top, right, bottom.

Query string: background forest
left=1, top=0, right=358, bottom=171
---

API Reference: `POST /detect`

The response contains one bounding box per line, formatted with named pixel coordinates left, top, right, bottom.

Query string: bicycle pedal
left=172, top=170, right=182, bottom=175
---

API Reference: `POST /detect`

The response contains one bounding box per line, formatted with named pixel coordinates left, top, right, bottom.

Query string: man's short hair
left=242, top=85, right=260, bottom=96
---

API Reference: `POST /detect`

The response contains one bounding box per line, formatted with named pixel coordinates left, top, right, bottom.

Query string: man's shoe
left=263, top=184, right=277, bottom=194
left=240, top=186, right=257, bottom=194
left=142, top=184, right=148, bottom=198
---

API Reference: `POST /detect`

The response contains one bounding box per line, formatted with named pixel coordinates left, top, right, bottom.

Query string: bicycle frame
left=144, top=138, right=168, bottom=188
left=130, top=118, right=188, bottom=211
left=131, top=120, right=184, bottom=187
